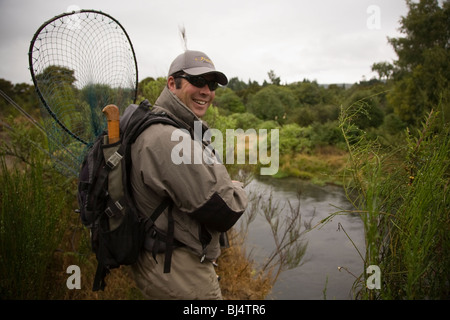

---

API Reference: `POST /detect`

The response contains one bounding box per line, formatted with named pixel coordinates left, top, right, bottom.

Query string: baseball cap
left=168, top=50, right=228, bottom=85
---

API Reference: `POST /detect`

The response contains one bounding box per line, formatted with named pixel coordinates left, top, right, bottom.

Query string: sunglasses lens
left=208, top=82, right=219, bottom=91
left=181, top=75, right=218, bottom=91
left=190, top=76, right=207, bottom=88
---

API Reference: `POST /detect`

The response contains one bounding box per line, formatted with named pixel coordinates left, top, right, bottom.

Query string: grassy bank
left=273, top=146, right=348, bottom=186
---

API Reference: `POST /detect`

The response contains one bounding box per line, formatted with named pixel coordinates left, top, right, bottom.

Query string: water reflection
left=241, top=176, right=365, bottom=300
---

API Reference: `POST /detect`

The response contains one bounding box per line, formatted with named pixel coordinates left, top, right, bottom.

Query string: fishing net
left=29, top=9, right=138, bottom=177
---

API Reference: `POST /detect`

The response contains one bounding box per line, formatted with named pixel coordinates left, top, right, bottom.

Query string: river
left=241, top=176, right=365, bottom=300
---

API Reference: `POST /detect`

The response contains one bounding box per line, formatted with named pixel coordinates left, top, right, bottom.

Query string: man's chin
left=191, top=106, right=209, bottom=118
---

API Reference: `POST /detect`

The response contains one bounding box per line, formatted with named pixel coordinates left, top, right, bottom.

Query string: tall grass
left=0, top=153, right=71, bottom=299
left=339, top=101, right=449, bottom=299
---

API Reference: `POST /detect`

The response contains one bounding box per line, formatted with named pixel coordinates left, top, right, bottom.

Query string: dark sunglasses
left=177, top=75, right=219, bottom=91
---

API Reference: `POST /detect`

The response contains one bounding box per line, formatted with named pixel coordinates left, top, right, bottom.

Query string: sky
left=0, top=0, right=410, bottom=86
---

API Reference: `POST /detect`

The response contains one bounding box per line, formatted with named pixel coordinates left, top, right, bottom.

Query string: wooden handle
left=102, top=104, right=120, bottom=144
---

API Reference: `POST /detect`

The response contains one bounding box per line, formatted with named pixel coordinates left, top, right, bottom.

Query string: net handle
left=102, top=104, right=120, bottom=144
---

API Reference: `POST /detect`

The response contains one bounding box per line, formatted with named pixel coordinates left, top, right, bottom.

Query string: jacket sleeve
left=134, top=124, right=248, bottom=232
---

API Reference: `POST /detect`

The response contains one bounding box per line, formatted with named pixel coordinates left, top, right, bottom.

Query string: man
left=130, top=50, right=248, bottom=299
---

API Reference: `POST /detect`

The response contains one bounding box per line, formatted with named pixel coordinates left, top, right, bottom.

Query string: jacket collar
left=154, top=86, right=206, bottom=133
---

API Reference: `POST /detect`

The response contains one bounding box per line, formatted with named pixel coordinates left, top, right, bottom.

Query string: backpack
left=77, top=100, right=183, bottom=291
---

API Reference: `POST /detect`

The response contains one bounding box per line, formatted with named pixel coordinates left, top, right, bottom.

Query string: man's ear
left=167, top=76, right=176, bottom=92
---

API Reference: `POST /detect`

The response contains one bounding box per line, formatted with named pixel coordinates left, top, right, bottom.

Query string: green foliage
left=0, top=79, right=39, bottom=119
left=35, top=65, right=77, bottom=87
left=246, top=85, right=297, bottom=123
left=387, top=0, right=450, bottom=125
left=228, top=112, right=262, bottom=130
left=343, top=90, right=384, bottom=130
left=290, top=80, right=325, bottom=106
left=214, top=87, right=246, bottom=114
left=141, top=77, right=166, bottom=105
left=226, top=77, right=262, bottom=105
left=226, top=77, right=248, bottom=92
left=289, top=104, right=340, bottom=127
left=0, top=124, right=72, bottom=299
left=204, top=105, right=238, bottom=133
left=137, top=76, right=155, bottom=97
left=267, top=70, right=281, bottom=86
left=371, top=62, right=394, bottom=81
left=279, top=123, right=313, bottom=155
left=382, top=113, right=407, bottom=135
left=339, top=104, right=450, bottom=299
left=255, top=120, right=279, bottom=131
left=288, top=106, right=316, bottom=127
left=310, top=121, right=345, bottom=148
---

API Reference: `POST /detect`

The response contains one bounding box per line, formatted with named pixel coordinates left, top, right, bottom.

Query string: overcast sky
left=0, top=0, right=409, bottom=85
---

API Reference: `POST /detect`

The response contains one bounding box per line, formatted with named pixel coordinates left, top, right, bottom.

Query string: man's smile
left=193, top=99, right=207, bottom=106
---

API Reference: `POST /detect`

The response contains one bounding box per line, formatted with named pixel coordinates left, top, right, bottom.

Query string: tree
left=246, top=85, right=297, bottom=123
left=35, top=65, right=76, bottom=88
left=213, top=88, right=245, bottom=114
left=227, top=77, right=248, bottom=92
left=290, top=80, right=324, bottom=106
left=371, top=62, right=394, bottom=81
left=236, top=79, right=261, bottom=105
left=386, top=0, right=450, bottom=125
left=267, top=70, right=280, bottom=86
left=141, top=77, right=166, bottom=104
left=137, top=76, right=155, bottom=97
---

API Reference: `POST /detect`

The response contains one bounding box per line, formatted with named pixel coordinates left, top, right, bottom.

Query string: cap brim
left=184, top=67, right=228, bottom=86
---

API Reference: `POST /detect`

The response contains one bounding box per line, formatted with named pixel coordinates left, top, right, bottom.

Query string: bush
left=382, top=113, right=407, bottom=135
left=228, top=112, right=262, bottom=130
left=310, top=121, right=345, bottom=147
left=246, top=85, right=297, bottom=123
left=279, top=123, right=312, bottom=155
left=214, top=88, right=246, bottom=114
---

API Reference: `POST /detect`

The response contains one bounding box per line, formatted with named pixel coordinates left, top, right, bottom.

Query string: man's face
left=168, top=74, right=216, bottom=118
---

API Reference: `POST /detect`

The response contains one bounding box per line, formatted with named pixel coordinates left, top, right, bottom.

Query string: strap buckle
left=106, top=151, right=123, bottom=169
left=104, top=200, right=124, bottom=218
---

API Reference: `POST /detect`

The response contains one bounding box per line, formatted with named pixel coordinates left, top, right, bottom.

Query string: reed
left=0, top=151, right=71, bottom=299
left=339, top=102, right=449, bottom=299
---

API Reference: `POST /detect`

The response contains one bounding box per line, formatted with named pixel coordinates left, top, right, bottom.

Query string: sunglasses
left=177, top=75, right=219, bottom=91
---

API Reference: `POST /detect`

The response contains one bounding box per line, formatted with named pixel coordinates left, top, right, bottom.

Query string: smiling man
left=167, top=50, right=227, bottom=118
left=130, top=50, right=248, bottom=300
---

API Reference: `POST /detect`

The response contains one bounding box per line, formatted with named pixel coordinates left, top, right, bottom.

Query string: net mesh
left=29, top=10, right=138, bottom=177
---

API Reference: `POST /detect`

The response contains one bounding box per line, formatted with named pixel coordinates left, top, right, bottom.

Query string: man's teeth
left=194, top=99, right=206, bottom=105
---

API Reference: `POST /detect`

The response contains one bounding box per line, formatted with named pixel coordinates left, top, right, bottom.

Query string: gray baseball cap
left=168, top=50, right=228, bottom=85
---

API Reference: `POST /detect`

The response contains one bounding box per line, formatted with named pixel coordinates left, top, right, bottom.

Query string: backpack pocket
left=96, top=207, right=144, bottom=268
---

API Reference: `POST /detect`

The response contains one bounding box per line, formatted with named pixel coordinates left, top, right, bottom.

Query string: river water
left=240, top=176, right=366, bottom=300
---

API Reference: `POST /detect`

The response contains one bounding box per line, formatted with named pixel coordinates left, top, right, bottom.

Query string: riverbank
left=269, top=146, right=349, bottom=187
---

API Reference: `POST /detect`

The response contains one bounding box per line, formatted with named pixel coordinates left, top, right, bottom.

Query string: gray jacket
left=129, top=87, right=248, bottom=261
